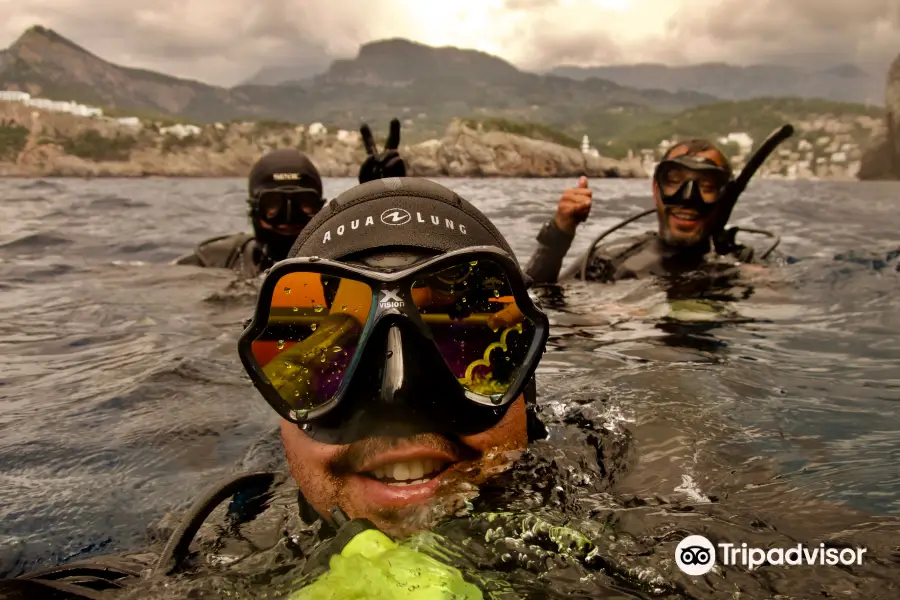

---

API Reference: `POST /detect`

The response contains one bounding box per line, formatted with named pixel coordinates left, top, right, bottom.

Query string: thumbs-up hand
left=554, top=176, right=592, bottom=234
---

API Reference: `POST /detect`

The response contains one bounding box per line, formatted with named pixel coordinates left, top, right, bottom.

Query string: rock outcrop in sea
left=859, top=53, right=900, bottom=180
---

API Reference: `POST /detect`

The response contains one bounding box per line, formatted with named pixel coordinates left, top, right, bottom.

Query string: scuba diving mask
left=654, top=155, right=732, bottom=216
left=250, top=186, right=326, bottom=230
left=238, top=246, right=549, bottom=445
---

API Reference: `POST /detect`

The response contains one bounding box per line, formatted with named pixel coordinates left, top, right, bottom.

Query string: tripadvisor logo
left=675, top=534, right=867, bottom=576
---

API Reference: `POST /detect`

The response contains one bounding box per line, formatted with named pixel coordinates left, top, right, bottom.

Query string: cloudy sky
left=1, top=0, right=898, bottom=86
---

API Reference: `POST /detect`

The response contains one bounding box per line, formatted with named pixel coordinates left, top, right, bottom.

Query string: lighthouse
left=581, top=134, right=590, bottom=154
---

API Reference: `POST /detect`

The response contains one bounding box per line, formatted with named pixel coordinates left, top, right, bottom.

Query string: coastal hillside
left=0, top=100, right=644, bottom=178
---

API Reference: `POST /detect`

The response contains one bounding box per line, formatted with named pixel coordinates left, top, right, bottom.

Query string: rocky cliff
left=859, top=54, right=900, bottom=180
left=0, top=101, right=644, bottom=178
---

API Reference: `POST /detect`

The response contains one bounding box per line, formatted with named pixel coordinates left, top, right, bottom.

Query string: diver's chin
left=662, top=216, right=707, bottom=247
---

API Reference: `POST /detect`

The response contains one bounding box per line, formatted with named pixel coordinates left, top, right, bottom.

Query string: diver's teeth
left=392, top=462, right=410, bottom=481
left=372, top=459, right=449, bottom=482
left=408, top=460, right=424, bottom=480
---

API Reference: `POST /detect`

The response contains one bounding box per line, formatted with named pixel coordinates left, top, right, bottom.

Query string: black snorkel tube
left=578, top=124, right=794, bottom=280
left=711, top=124, right=795, bottom=258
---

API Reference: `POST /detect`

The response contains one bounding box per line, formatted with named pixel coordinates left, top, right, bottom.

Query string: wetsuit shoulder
left=193, top=233, right=257, bottom=269
left=560, top=231, right=657, bottom=282
left=171, top=233, right=263, bottom=279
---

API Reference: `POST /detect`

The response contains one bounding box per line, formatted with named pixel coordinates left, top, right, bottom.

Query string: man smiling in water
left=250, top=176, right=547, bottom=534
left=526, top=139, right=764, bottom=284
left=0, top=177, right=548, bottom=598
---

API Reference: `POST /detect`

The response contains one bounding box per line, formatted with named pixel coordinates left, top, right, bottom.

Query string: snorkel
left=711, top=124, right=795, bottom=256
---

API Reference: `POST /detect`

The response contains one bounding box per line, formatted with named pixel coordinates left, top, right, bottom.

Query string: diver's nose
left=380, top=325, right=405, bottom=404
left=680, top=179, right=697, bottom=200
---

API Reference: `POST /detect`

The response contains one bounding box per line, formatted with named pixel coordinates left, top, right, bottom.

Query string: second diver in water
left=172, top=119, right=408, bottom=278
left=526, top=137, right=779, bottom=285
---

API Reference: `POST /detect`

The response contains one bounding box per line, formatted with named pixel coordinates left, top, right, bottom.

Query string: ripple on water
left=1, top=178, right=900, bottom=593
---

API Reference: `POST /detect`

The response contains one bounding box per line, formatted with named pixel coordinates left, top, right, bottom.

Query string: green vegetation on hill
left=460, top=117, right=581, bottom=148
left=0, top=120, right=28, bottom=159
left=579, top=97, right=885, bottom=159
left=60, top=130, right=137, bottom=161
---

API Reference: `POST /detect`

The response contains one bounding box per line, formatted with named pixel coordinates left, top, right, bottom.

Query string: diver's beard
left=329, top=437, right=522, bottom=536
left=658, top=206, right=712, bottom=248
left=363, top=448, right=523, bottom=537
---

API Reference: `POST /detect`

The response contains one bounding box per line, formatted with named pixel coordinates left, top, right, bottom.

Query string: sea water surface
left=1, top=177, right=900, bottom=593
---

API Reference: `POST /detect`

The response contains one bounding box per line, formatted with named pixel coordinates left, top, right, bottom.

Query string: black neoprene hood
left=288, top=177, right=518, bottom=261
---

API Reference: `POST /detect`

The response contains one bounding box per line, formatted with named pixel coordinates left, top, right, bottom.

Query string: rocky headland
left=859, top=53, right=900, bottom=180
left=0, top=101, right=645, bottom=178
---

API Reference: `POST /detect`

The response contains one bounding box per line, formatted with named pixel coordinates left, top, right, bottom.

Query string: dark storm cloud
left=1, top=0, right=898, bottom=85
left=665, top=0, right=900, bottom=70
left=500, top=0, right=900, bottom=72
left=0, top=0, right=360, bottom=85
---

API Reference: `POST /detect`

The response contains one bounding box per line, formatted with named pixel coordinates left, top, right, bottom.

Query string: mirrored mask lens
left=250, top=272, right=373, bottom=413
left=411, top=259, right=536, bottom=403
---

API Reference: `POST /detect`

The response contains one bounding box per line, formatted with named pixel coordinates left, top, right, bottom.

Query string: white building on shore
left=0, top=89, right=103, bottom=117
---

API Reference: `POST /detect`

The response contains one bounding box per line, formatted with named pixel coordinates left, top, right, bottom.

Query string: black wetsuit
left=524, top=218, right=759, bottom=285
left=171, top=233, right=277, bottom=280
left=0, top=472, right=323, bottom=600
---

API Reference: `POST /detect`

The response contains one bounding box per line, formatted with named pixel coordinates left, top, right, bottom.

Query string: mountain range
left=0, top=26, right=884, bottom=143
left=0, top=26, right=713, bottom=137
left=549, top=63, right=884, bottom=105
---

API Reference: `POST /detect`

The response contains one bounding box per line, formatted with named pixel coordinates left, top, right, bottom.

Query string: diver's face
left=257, top=218, right=307, bottom=238
left=654, top=147, right=727, bottom=246
left=255, top=190, right=321, bottom=237
left=281, top=396, right=528, bottom=536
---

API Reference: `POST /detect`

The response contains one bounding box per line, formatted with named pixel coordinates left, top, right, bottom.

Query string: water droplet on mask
left=491, top=395, right=504, bottom=405
left=494, top=290, right=500, bottom=297
left=469, top=261, right=478, bottom=266
left=341, top=305, right=347, bottom=311
left=310, top=323, right=318, bottom=331
left=308, top=256, right=320, bottom=262
left=332, top=346, right=342, bottom=353
left=313, top=305, right=324, bottom=313
left=293, top=408, right=309, bottom=419
left=386, top=350, right=393, bottom=358
left=293, top=306, right=299, bottom=312
left=277, top=340, right=285, bottom=349
left=283, top=287, right=291, bottom=294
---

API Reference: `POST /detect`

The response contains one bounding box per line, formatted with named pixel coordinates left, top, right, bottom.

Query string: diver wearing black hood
left=172, top=120, right=407, bottom=278
left=526, top=139, right=769, bottom=284
left=0, top=177, right=550, bottom=599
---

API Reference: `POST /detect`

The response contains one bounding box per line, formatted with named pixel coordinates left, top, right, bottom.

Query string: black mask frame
left=249, top=186, right=325, bottom=228
left=238, top=246, right=549, bottom=431
left=654, top=157, right=732, bottom=212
